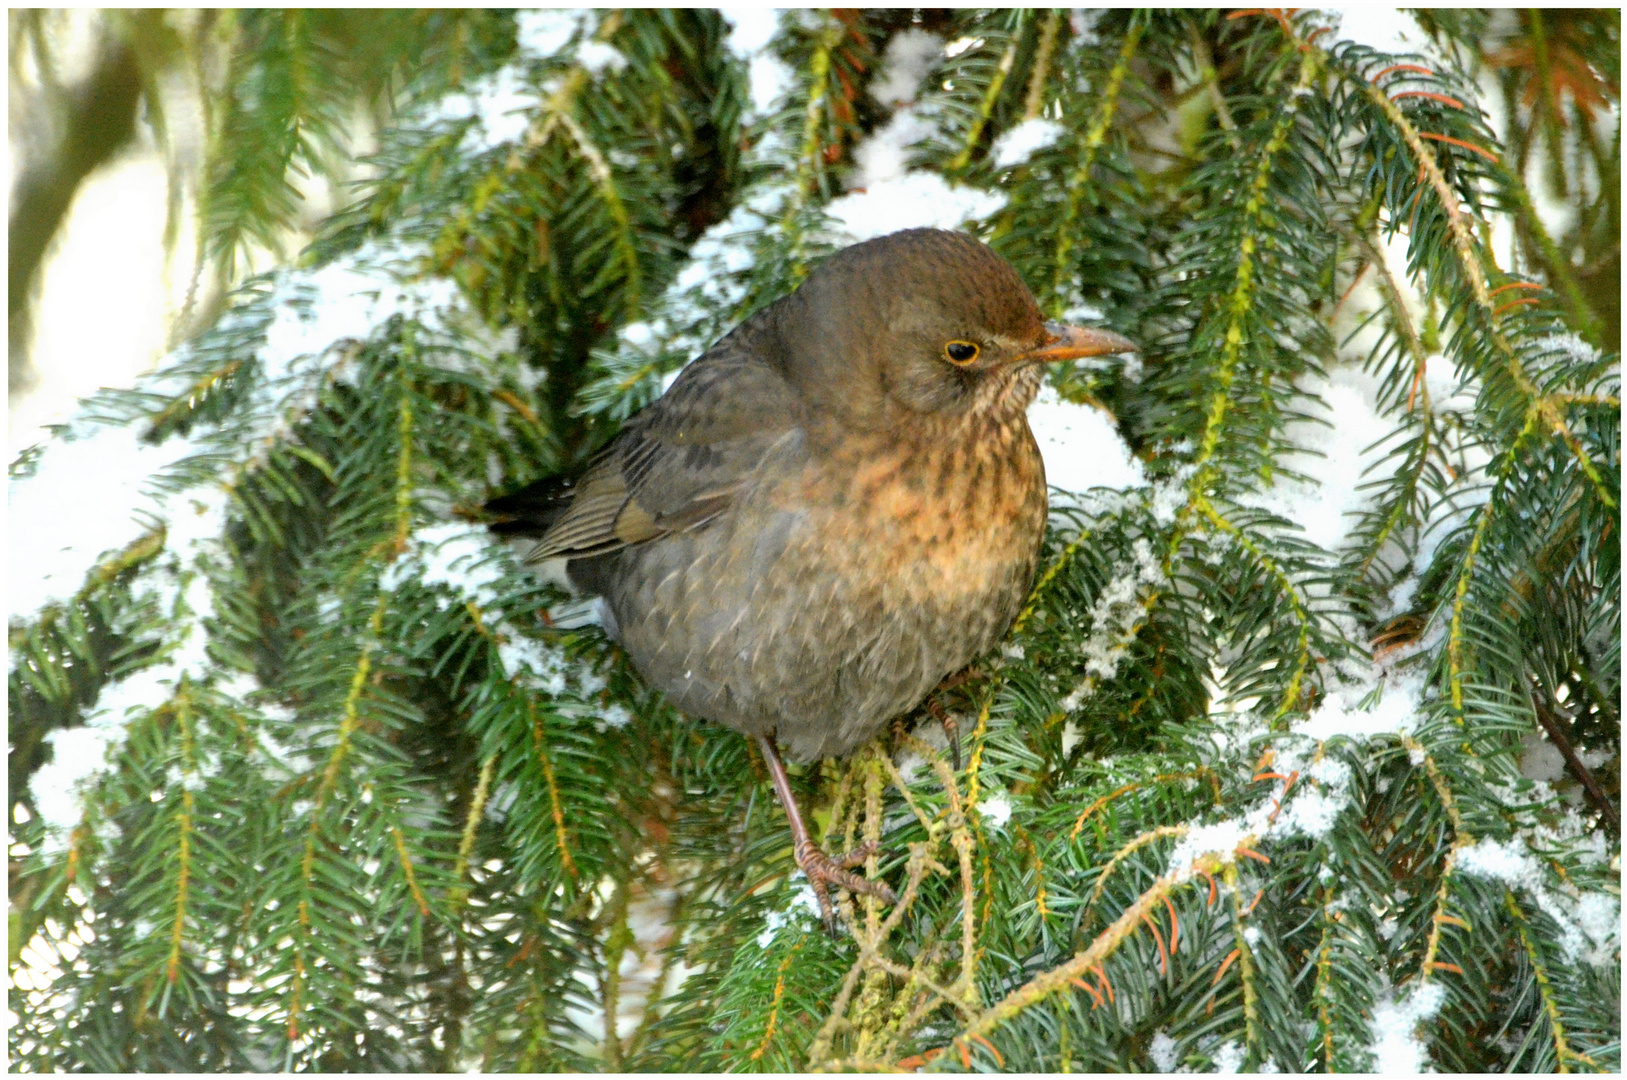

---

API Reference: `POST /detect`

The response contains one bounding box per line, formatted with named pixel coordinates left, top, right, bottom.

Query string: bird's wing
left=525, top=338, right=801, bottom=561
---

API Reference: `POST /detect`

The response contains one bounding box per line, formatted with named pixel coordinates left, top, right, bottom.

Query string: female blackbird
left=490, top=228, right=1134, bottom=924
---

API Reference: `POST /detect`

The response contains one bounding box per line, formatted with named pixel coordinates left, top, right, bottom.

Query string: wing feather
left=526, top=330, right=801, bottom=562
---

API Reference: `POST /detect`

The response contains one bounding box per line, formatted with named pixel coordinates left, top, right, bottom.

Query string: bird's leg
left=889, top=715, right=909, bottom=749
left=926, top=697, right=962, bottom=772
left=756, top=734, right=897, bottom=933
left=927, top=665, right=981, bottom=771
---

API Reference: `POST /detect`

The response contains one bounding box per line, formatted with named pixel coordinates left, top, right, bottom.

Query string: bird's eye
left=944, top=341, right=980, bottom=365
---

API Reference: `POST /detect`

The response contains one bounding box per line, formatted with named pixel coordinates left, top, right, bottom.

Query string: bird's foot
left=935, top=665, right=983, bottom=694
left=796, top=837, right=898, bottom=935
left=756, top=733, right=897, bottom=935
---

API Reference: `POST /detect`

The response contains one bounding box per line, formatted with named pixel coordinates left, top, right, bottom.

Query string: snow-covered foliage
left=10, top=8, right=1617, bottom=1076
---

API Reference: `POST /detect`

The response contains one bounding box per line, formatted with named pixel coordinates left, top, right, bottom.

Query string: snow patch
left=262, top=246, right=458, bottom=376
left=721, top=8, right=779, bottom=55
left=1149, top=1030, right=1180, bottom=1072
left=1276, top=782, right=1342, bottom=839
left=1245, top=365, right=1392, bottom=553
left=379, top=522, right=511, bottom=610
left=757, top=882, right=823, bottom=947
left=1166, top=819, right=1251, bottom=876
left=849, top=111, right=938, bottom=189
left=32, top=722, right=123, bottom=842
left=1274, top=755, right=1353, bottom=840
left=1297, top=673, right=1422, bottom=742
left=978, top=794, right=1013, bottom=830
left=10, top=423, right=205, bottom=618
left=829, top=48, right=1003, bottom=240
left=826, top=173, right=1005, bottom=242
left=991, top=118, right=1065, bottom=168
left=1365, top=981, right=1444, bottom=1073
left=870, top=30, right=943, bottom=107
left=1057, top=536, right=1163, bottom=712
left=747, top=55, right=795, bottom=115
left=1029, top=384, right=1145, bottom=494
left=722, top=9, right=792, bottom=114
left=1081, top=538, right=1162, bottom=679
left=1211, top=1041, right=1245, bottom=1073
left=31, top=574, right=222, bottom=851
left=1573, top=892, right=1620, bottom=958
left=1455, top=836, right=1612, bottom=964
left=1333, top=8, right=1424, bottom=56
left=577, top=40, right=627, bottom=75
left=515, top=10, right=580, bottom=59
left=425, top=64, right=537, bottom=151
left=498, top=637, right=571, bottom=696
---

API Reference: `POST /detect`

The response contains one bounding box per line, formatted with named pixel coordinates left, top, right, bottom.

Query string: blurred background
left=10, top=10, right=408, bottom=454
left=6, top=9, right=1619, bottom=458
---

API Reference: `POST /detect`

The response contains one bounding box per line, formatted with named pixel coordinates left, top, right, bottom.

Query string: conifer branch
left=1047, top=23, right=1141, bottom=314
left=448, top=754, right=496, bottom=908
left=288, top=591, right=385, bottom=1042
left=1447, top=411, right=1542, bottom=716
left=1420, top=846, right=1462, bottom=980
left=939, top=855, right=1209, bottom=1058
left=556, top=110, right=644, bottom=317
left=1506, top=890, right=1581, bottom=1073
left=1354, top=68, right=1615, bottom=509
left=1021, top=11, right=1062, bottom=122
left=751, top=935, right=807, bottom=1061
left=1222, top=860, right=1263, bottom=1062
left=949, top=31, right=1020, bottom=172
left=600, top=874, right=631, bottom=1070
left=1186, top=49, right=1319, bottom=503
left=1192, top=496, right=1315, bottom=716
left=1313, top=883, right=1339, bottom=1067
left=391, top=826, right=432, bottom=917
left=165, top=690, right=197, bottom=986
left=792, top=26, right=837, bottom=211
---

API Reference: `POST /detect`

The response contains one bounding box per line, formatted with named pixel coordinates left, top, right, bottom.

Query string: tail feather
left=484, top=475, right=579, bottom=539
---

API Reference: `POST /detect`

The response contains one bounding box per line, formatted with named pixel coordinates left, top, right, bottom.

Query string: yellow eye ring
left=944, top=340, right=980, bottom=365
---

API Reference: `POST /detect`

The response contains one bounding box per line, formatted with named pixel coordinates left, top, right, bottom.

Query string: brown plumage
left=488, top=228, right=1134, bottom=924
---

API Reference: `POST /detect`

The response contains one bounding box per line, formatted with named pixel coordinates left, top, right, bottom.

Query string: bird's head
left=768, top=228, right=1135, bottom=425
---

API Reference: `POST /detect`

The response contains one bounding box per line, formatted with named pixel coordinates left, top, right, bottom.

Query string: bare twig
left=1529, top=681, right=1619, bottom=831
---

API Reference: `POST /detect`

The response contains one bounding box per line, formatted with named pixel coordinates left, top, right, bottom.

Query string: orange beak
left=1023, top=321, right=1138, bottom=364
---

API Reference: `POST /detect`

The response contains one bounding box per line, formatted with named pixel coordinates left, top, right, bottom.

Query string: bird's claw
left=795, top=838, right=897, bottom=936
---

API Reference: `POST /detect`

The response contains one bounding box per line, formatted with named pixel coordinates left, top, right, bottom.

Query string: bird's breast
left=790, top=408, right=1048, bottom=603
